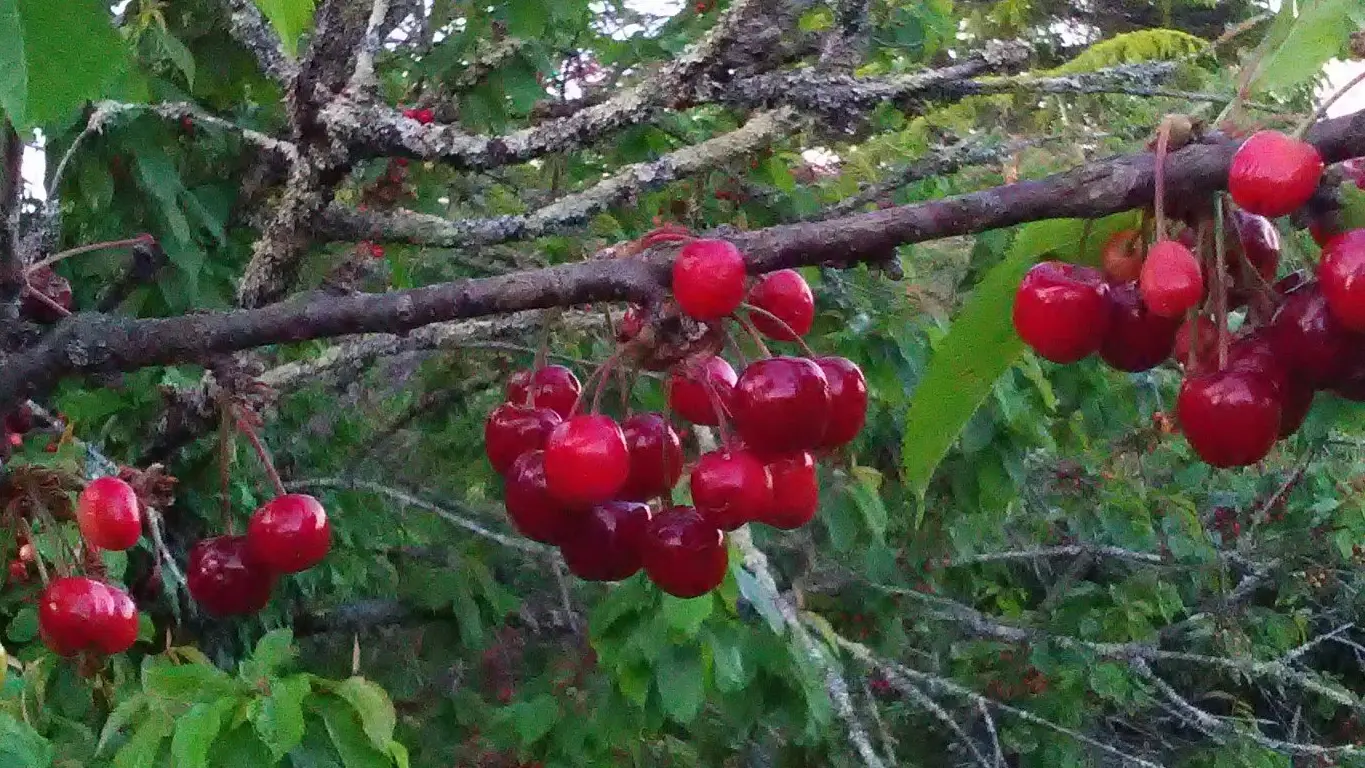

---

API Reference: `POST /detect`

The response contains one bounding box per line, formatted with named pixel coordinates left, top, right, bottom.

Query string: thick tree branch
left=0, top=122, right=24, bottom=319
left=223, top=0, right=298, bottom=84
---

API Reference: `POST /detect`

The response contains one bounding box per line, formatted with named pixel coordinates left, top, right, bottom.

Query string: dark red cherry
left=1098, top=282, right=1181, bottom=372
left=76, top=476, right=142, bottom=551
left=672, top=239, right=748, bottom=320
left=543, top=415, right=630, bottom=506
left=39, top=577, right=139, bottom=656
left=1173, top=315, right=1218, bottom=367
left=506, top=365, right=582, bottom=419
left=732, top=356, right=831, bottom=453
left=187, top=536, right=276, bottom=617
left=1176, top=370, right=1281, bottom=468
left=4, top=404, right=33, bottom=434
left=760, top=452, right=818, bottom=530
left=484, top=404, right=562, bottom=475
left=1318, top=229, right=1365, bottom=331
left=816, top=357, right=868, bottom=448
left=246, top=494, right=332, bottom=574
left=21, top=266, right=73, bottom=323
left=1232, top=210, right=1280, bottom=282
left=1139, top=241, right=1203, bottom=318
left=619, top=413, right=683, bottom=501
left=1269, top=282, right=1355, bottom=385
left=504, top=450, right=579, bottom=544
left=1228, top=131, right=1325, bottom=218
left=642, top=506, right=728, bottom=598
left=667, top=357, right=737, bottom=426
left=747, top=269, right=815, bottom=340
left=1012, top=261, right=1110, bottom=363
left=691, top=449, right=773, bottom=531
left=1279, top=378, right=1314, bottom=439
left=1224, top=331, right=1290, bottom=394
left=559, top=501, right=652, bottom=582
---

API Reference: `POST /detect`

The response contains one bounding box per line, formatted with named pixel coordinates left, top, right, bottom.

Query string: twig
left=347, top=0, right=392, bottom=95
left=144, top=507, right=189, bottom=590
left=25, top=236, right=153, bottom=276
left=977, top=700, right=1007, bottom=768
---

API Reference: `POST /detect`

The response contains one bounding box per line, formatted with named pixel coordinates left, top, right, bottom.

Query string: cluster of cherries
left=484, top=239, right=868, bottom=598
left=1013, top=129, right=1365, bottom=468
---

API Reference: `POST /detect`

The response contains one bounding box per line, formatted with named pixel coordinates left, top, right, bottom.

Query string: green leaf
left=143, top=659, right=241, bottom=705
left=313, top=696, right=393, bottom=768
left=0, top=712, right=54, bottom=768
left=253, top=0, right=316, bottom=59
left=331, top=677, right=395, bottom=750
left=252, top=674, right=311, bottom=758
left=505, top=0, right=548, bottom=38
left=241, top=629, right=298, bottom=681
left=508, top=694, right=559, bottom=745
left=656, top=647, right=706, bottom=724
left=708, top=628, right=748, bottom=694
left=1089, top=662, right=1135, bottom=704
left=847, top=467, right=889, bottom=541
left=6, top=607, right=36, bottom=643
left=0, top=0, right=130, bottom=129
left=1249, top=0, right=1354, bottom=94
left=97, top=693, right=149, bottom=754
left=112, top=710, right=173, bottom=768
left=171, top=698, right=236, bottom=768
left=151, top=27, right=195, bottom=88
left=661, top=593, right=713, bottom=637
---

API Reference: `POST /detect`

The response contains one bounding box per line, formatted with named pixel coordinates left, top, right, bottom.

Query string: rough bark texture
left=0, top=124, right=24, bottom=320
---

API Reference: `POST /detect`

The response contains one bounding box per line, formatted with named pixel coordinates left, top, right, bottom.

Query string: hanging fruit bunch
left=483, top=229, right=869, bottom=598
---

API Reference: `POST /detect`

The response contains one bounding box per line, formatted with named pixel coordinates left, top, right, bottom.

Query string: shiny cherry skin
left=1098, top=282, right=1181, bottom=372
left=1224, top=331, right=1290, bottom=394
left=504, top=450, right=579, bottom=544
left=691, top=449, right=773, bottom=531
left=39, top=577, right=139, bottom=657
left=760, top=452, right=819, bottom=530
left=816, top=357, right=868, bottom=448
left=1177, top=370, right=1281, bottom=468
left=484, top=404, right=562, bottom=475
left=1228, top=131, right=1325, bottom=218
left=1101, top=229, right=1144, bottom=283
left=672, top=239, right=748, bottom=320
left=247, top=494, right=332, bottom=574
left=187, top=536, right=276, bottom=617
left=732, top=356, right=831, bottom=453
left=560, top=501, right=652, bottom=582
left=1269, top=282, right=1355, bottom=385
left=1139, top=240, right=1203, bottom=318
left=76, top=476, right=142, bottom=551
left=1012, top=261, right=1110, bottom=363
left=21, top=266, right=73, bottom=323
left=619, top=413, right=684, bottom=501
left=642, top=506, right=728, bottom=598
left=1279, top=378, right=1314, bottom=439
left=506, top=365, right=582, bottom=419
left=1173, top=315, right=1218, bottom=367
left=747, top=269, right=815, bottom=340
left=1318, top=230, right=1365, bottom=331
left=543, top=415, right=630, bottom=506
left=667, top=356, right=737, bottom=426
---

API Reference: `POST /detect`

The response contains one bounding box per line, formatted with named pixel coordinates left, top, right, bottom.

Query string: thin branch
left=0, top=121, right=23, bottom=318
left=222, top=0, right=299, bottom=84
left=346, top=0, right=392, bottom=95
left=940, top=543, right=1165, bottom=568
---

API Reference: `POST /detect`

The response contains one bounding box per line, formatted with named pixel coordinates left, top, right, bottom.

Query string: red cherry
left=1232, top=210, right=1280, bottom=280
left=1012, top=262, right=1110, bottom=363
left=506, top=365, right=582, bottom=419
left=543, top=415, right=630, bottom=506
left=1269, top=282, right=1355, bottom=385
left=188, top=536, right=276, bottom=616
left=504, top=450, right=579, bottom=544
left=7, top=560, right=26, bottom=583
left=672, top=239, right=747, bottom=320
left=1318, top=230, right=1365, bottom=331
left=1101, top=229, right=1144, bottom=283
left=1173, top=315, right=1218, bottom=367
left=76, top=476, right=142, bottom=551
left=484, top=404, right=561, bottom=475
left=1098, top=282, right=1181, bottom=372
left=22, top=266, right=73, bottom=322
left=4, top=404, right=33, bottom=434
left=246, top=494, right=331, bottom=574
left=747, top=269, right=815, bottom=340
left=1228, top=131, right=1324, bottom=218
left=1176, top=370, right=1281, bottom=468
left=732, top=356, right=831, bottom=453
left=39, top=577, right=139, bottom=656
left=1310, top=218, right=1339, bottom=247
left=690, top=449, right=773, bottom=531
left=760, top=452, right=818, bottom=530
left=1139, top=241, right=1203, bottom=318
left=619, top=413, right=683, bottom=501
left=559, top=501, right=652, bottom=581
left=667, top=357, right=737, bottom=426
left=1224, top=331, right=1290, bottom=394
left=617, top=305, right=646, bottom=343
left=642, top=506, right=728, bottom=598
left=816, top=357, right=868, bottom=448
left=1279, top=378, right=1314, bottom=439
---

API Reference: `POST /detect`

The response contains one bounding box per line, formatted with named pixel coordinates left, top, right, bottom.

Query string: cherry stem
left=218, top=405, right=235, bottom=533
left=698, top=374, right=735, bottom=447
left=732, top=314, right=771, bottom=358
left=233, top=407, right=287, bottom=498
left=21, top=285, right=71, bottom=318
left=739, top=303, right=817, bottom=357
left=1077, top=220, right=1094, bottom=261
left=1152, top=116, right=1174, bottom=239
left=1296, top=68, right=1365, bottom=139
left=24, top=236, right=153, bottom=276
left=17, top=518, right=48, bottom=586
left=1212, top=198, right=1230, bottom=370
left=586, top=348, right=625, bottom=416
left=619, top=366, right=638, bottom=415
left=724, top=330, right=750, bottom=368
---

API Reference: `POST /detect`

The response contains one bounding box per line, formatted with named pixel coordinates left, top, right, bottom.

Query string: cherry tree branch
left=222, top=0, right=298, bottom=85
left=0, top=122, right=23, bottom=319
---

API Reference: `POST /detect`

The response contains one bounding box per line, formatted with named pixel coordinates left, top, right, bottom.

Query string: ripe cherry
left=1269, top=282, right=1355, bottom=385
left=1173, top=315, right=1218, bottom=367
left=1225, top=331, right=1290, bottom=395
left=484, top=404, right=561, bottom=475
left=543, top=415, right=630, bottom=505
left=247, top=494, right=332, bottom=574
left=1101, top=229, right=1144, bottom=283
left=39, top=577, right=139, bottom=656
left=732, top=356, right=831, bottom=453
left=747, top=269, right=815, bottom=340
left=504, top=450, right=579, bottom=544
left=667, top=356, right=737, bottom=426
left=619, top=413, right=683, bottom=501
left=760, top=452, right=818, bottom=530
left=1318, top=229, right=1365, bottom=331
left=1139, top=240, right=1203, bottom=318
left=1012, top=262, right=1110, bottom=363
left=816, top=357, right=868, bottom=448
left=642, top=506, right=728, bottom=598
left=1228, top=131, right=1324, bottom=218
left=559, top=501, right=652, bottom=581
left=691, top=448, right=773, bottom=531
left=672, top=239, right=747, bottom=320
left=76, top=476, right=142, bottom=551
left=4, top=404, right=33, bottom=435
left=506, top=365, right=582, bottom=419
left=1177, top=370, right=1281, bottom=468
left=1279, top=379, right=1314, bottom=439
left=617, top=305, right=646, bottom=343
left=1098, top=282, right=1181, bottom=372
left=187, top=536, right=276, bottom=617
left=22, top=266, right=73, bottom=323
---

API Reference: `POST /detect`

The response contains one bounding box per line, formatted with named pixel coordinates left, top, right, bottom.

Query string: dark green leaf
left=508, top=694, right=559, bottom=745
left=656, top=647, right=705, bottom=724
left=6, top=607, right=36, bottom=643
left=0, top=712, right=53, bottom=768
